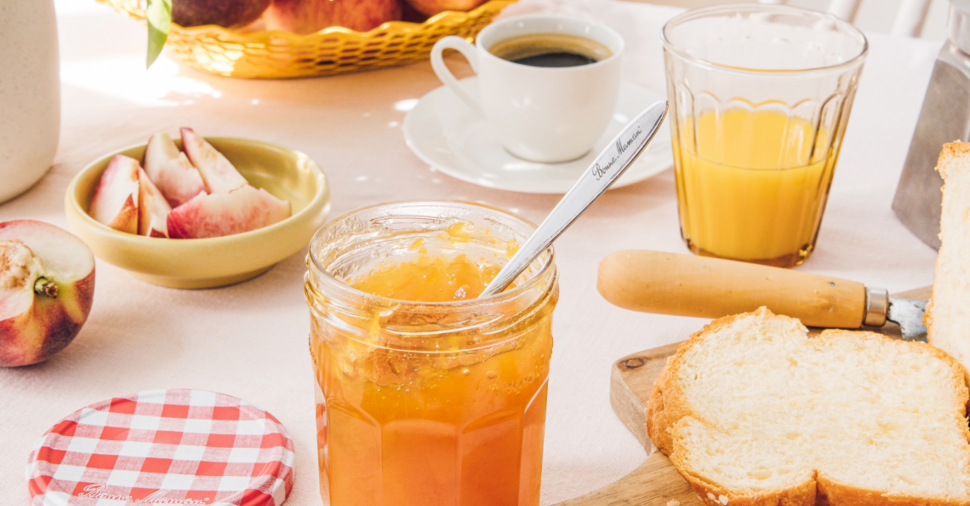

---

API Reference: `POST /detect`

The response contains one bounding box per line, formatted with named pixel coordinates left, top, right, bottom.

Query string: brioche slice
left=927, top=142, right=970, bottom=381
left=647, top=308, right=970, bottom=506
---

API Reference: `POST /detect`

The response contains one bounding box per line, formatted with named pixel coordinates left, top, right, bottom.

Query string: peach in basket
left=65, top=133, right=330, bottom=288
left=96, top=0, right=515, bottom=78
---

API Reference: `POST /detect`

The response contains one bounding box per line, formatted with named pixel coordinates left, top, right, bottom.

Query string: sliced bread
left=927, top=142, right=970, bottom=382
left=647, top=307, right=970, bottom=506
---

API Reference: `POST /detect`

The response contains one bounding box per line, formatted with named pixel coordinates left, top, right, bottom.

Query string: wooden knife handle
left=597, top=250, right=866, bottom=328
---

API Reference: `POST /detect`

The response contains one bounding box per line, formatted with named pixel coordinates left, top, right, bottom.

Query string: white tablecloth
left=0, top=0, right=946, bottom=504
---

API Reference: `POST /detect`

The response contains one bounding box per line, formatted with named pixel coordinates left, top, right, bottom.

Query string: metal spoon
left=479, top=100, right=669, bottom=298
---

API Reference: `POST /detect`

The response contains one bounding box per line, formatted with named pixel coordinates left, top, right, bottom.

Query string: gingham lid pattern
left=26, top=389, right=295, bottom=506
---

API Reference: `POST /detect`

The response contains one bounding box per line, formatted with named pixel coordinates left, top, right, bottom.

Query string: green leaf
left=146, top=0, right=172, bottom=69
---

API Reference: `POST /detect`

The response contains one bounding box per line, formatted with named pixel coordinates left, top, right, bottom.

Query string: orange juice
left=673, top=109, right=839, bottom=267
left=305, top=203, right=557, bottom=506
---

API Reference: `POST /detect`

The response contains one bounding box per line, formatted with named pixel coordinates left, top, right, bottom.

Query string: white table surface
left=0, top=0, right=946, bottom=504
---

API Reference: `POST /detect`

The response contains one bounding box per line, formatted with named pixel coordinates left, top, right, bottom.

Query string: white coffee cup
left=431, top=15, right=624, bottom=163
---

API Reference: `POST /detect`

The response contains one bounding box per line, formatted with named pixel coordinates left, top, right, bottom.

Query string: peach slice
left=167, top=185, right=291, bottom=239
left=88, top=155, right=140, bottom=234
left=0, top=220, right=95, bottom=367
left=143, top=132, right=207, bottom=208
left=180, top=127, right=247, bottom=194
left=138, top=168, right=172, bottom=238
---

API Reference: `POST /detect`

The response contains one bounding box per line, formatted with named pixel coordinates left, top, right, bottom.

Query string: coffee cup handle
left=430, top=36, right=482, bottom=115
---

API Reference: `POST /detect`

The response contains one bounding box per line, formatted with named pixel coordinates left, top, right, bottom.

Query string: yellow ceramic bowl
left=65, top=137, right=331, bottom=289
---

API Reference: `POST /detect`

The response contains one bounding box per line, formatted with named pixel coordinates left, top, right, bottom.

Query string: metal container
left=894, top=0, right=970, bottom=249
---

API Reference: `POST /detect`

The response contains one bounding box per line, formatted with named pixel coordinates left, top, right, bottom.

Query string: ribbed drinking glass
left=663, top=5, right=868, bottom=267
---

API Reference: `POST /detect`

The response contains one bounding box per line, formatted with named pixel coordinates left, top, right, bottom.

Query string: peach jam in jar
left=304, top=201, right=557, bottom=506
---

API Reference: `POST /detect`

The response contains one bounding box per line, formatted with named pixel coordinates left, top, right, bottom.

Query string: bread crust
left=816, top=473, right=970, bottom=506
left=675, top=463, right=816, bottom=506
left=933, top=141, right=970, bottom=181
left=646, top=356, right=674, bottom=455
left=647, top=308, right=970, bottom=506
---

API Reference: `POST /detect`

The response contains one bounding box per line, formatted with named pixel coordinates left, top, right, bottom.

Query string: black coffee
left=513, top=52, right=597, bottom=68
left=488, top=33, right=612, bottom=68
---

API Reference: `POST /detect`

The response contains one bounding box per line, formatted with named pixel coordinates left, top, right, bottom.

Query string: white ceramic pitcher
left=0, top=0, right=60, bottom=203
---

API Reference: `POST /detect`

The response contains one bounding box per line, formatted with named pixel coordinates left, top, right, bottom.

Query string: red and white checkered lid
left=26, top=389, right=295, bottom=506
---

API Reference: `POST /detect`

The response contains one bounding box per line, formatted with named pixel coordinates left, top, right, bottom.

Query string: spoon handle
left=480, top=100, right=669, bottom=298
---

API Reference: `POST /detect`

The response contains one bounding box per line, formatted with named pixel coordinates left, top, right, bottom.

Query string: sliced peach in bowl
left=65, top=137, right=330, bottom=289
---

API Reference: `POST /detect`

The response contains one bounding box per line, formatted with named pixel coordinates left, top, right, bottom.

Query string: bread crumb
left=667, top=500, right=680, bottom=506
left=707, top=493, right=716, bottom=501
left=719, top=494, right=729, bottom=504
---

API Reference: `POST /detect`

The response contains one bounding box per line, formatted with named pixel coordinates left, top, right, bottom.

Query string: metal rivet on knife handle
left=863, top=287, right=889, bottom=327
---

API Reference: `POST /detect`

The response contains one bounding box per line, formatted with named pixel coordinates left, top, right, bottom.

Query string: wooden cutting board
left=553, top=287, right=932, bottom=506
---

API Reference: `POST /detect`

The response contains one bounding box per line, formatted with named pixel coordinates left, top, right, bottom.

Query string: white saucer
left=403, top=78, right=673, bottom=194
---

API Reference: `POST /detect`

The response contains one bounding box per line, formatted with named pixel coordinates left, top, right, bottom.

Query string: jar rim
left=661, top=4, right=868, bottom=76
left=307, top=200, right=555, bottom=308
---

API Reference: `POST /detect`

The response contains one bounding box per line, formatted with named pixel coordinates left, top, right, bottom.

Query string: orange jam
left=309, top=248, right=556, bottom=506
left=351, top=254, right=500, bottom=301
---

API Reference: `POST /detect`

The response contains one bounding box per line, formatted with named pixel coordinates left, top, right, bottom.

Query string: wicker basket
left=97, top=0, right=515, bottom=78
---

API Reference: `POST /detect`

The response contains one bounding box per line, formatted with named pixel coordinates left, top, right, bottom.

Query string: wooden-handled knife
left=597, top=250, right=929, bottom=341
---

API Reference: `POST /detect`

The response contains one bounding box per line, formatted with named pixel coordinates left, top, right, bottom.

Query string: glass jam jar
left=304, top=201, right=558, bottom=506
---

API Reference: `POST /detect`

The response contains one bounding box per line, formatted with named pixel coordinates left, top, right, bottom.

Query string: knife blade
left=884, top=297, right=928, bottom=341
left=597, top=250, right=929, bottom=341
